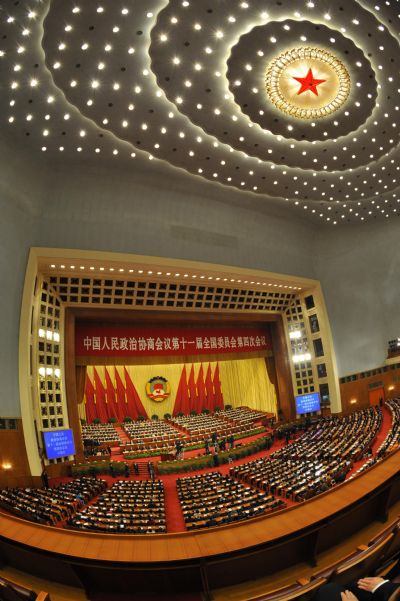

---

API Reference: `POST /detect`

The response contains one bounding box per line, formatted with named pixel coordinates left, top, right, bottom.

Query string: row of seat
left=170, top=406, right=264, bottom=438
left=0, top=576, right=50, bottom=601
left=82, top=423, right=121, bottom=444
left=0, top=477, right=106, bottom=526
left=123, top=419, right=183, bottom=445
left=231, top=407, right=381, bottom=503
left=177, top=472, right=285, bottom=530
left=243, top=516, right=400, bottom=600
left=67, top=480, right=166, bottom=534
left=352, top=399, right=400, bottom=478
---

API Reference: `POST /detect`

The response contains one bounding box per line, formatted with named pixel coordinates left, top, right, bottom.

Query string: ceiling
left=1, top=0, right=400, bottom=225
left=37, top=247, right=314, bottom=290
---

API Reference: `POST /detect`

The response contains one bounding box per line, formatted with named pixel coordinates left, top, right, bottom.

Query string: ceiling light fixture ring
left=265, top=47, right=351, bottom=120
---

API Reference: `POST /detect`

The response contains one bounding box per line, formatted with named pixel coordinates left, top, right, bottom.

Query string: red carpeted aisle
left=371, top=405, right=392, bottom=452
left=163, top=432, right=295, bottom=533
left=163, top=473, right=187, bottom=532
left=158, top=430, right=286, bottom=533
left=346, top=405, right=392, bottom=478
left=114, top=425, right=131, bottom=444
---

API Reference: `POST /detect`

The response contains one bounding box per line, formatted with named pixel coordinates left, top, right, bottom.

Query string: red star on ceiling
left=292, top=68, right=326, bottom=96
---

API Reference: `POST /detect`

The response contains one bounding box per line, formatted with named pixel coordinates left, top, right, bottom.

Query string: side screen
left=43, top=429, right=76, bottom=459
left=295, top=392, right=321, bottom=415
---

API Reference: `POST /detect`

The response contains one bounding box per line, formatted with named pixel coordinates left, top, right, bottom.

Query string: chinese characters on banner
left=76, top=325, right=271, bottom=357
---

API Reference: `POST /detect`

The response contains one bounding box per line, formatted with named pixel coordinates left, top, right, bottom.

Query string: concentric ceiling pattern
left=1, top=0, right=400, bottom=224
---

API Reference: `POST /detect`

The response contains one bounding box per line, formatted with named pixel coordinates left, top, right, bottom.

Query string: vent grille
left=48, top=275, right=296, bottom=312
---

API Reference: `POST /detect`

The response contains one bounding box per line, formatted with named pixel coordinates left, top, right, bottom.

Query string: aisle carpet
left=346, top=405, right=392, bottom=478
left=163, top=474, right=186, bottom=531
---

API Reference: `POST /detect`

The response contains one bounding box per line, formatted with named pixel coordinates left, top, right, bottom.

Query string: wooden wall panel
left=0, top=420, right=36, bottom=488
left=340, top=366, right=400, bottom=414
left=270, top=317, right=295, bottom=421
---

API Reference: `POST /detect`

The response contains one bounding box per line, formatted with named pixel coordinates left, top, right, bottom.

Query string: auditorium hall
left=1, top=1, right=400, bottom=600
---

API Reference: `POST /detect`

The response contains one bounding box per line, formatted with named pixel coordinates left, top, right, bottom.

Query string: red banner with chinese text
left=76, top=325, right=271, bottom=357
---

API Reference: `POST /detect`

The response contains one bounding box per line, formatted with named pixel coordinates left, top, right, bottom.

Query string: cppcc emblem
left=146, top=376, right=170, bottom=402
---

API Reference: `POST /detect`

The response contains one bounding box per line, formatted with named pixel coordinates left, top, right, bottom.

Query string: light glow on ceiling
left=0, top=0, right=399, bottom=224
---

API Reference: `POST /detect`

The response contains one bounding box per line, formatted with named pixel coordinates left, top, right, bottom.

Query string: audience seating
left=170, top=406, right=265, bottom=442
left=0, top=576, right=50, bottom=601
left=244, top=576, right=328, bottom=600
left=379, top=399, right=400, bottom=456
left=177, top=472, right=285, bottom=530
left=218, top=406, right=266, bottom=428
left=82, top=423, right=121, bottom=445
left=370, top=522, right=400, bottom=576
left=238, top=517, right=400, bottom=601
left=121, top=419, right=183, bottom=456
left=120, top=408, right=266, bottom=457
left=351, top=399, right=400, bottom=478
left=328, top=533, right=395, bottom=586
left=123, top=419, right=183, bottom=445
left=309, top=517, right=400, bottom=586
left=68, top=480, right=166, bottom=534
left=0, top=477, right=106, bottom=526
left=231, top=408, right=381, bottom=503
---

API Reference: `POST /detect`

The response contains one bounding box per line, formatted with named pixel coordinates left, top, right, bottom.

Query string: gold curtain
left=77, top=400, right=87, bottom=423
left=75, top=365, right=87, bottom=404
left=76, top=365, right=87, bottom=423
left=218, top=358, right=277, bottom=414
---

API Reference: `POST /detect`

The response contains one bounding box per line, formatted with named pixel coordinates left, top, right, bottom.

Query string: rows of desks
left=0, top=451, right=399, bottom=565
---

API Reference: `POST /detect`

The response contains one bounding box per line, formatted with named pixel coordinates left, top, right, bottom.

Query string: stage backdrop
left=81, top=358, right=277, bottom=421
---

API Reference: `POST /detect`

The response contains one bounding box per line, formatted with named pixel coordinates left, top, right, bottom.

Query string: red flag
left=84, top=372, right=97, bottom=424
left=124, top=367, right=148, bottom=419
left=213, top=363, right=224, bottom=411
left=188, top=365, right=198, bottom=413
left=105, top=367, right=123, bottom=421
left=93, top=366, right=109, bottom=422
left=205, top=363, right=214, bottom=412
left=173, top=365, right=189, bottom=416
left=197, top=364, right=207, bottom=412
left=115, top=368, right=127, bottom=419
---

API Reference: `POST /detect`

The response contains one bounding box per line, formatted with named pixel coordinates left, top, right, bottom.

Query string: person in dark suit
left=41, top=470, right=49, bottom=488
left=314, top=577, right=400, bottom=601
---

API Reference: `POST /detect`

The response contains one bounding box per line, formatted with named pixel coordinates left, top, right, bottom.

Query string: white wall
left=37, top=159, right=316, bottom=276
left=314, top=220, right=400, bottom=376
left=0, top=142, right=48, bottom=417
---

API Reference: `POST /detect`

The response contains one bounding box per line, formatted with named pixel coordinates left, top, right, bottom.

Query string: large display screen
left=295, top=392, right=321, bottom=415
left=43, top=429, right=76, bottom=459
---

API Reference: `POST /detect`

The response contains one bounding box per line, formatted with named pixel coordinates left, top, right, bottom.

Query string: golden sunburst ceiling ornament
left=265, top=47, right=351, bottom=120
